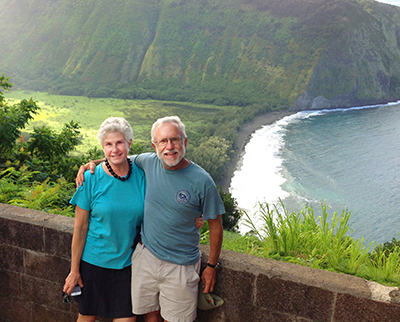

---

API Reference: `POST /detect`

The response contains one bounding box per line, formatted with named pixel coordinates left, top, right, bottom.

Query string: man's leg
left=158, top=259, right=201, bottom=322
left=131, top=243, right=161, bottom=315
left=145, top=310, right=162, bottom=322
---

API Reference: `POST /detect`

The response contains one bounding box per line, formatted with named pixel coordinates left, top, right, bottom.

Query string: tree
left=200, top=187, right=241, bottom=237
left=0, top=74, right=84, bottom=183
left=191, top=136, right=231, bottom=181
left=28, top=121, right=81, bottom=162
left=218, top=187, right=241, bottom=232
left=0, top=74, right=12, bottom=107
left=0, top=74, right=40, bottom=159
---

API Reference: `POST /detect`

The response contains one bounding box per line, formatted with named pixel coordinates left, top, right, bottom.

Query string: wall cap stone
left=0, top=203, right=74, bottom=234
left=367, top=281, right=400, bottom=304
left=200, top=246, right=398, bottom=305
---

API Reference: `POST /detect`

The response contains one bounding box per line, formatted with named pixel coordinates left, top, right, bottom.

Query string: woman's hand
left=196, top=215, right=205, bottom=229
left=63, top=271, right=84, bottom=296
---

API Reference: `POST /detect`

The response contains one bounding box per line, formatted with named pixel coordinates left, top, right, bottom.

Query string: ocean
left=230, top=101, right=400, bottom=246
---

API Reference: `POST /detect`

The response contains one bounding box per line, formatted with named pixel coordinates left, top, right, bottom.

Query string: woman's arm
left=63, top=205, right=89, bottom=295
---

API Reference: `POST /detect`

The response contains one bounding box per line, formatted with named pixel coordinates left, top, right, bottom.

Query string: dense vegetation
left=1, top=0, right=400, bottom=110
left=0, top=74, right=242, bottom=229
left=2, top=75, right=400, bottom=286
left=204, top=202, right=400, bottom=287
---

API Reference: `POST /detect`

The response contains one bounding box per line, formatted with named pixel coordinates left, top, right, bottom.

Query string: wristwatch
left=207, top=262, right=220, bottom=269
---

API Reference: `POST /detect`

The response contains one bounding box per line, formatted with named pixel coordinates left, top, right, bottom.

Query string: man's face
left=152, top=122, right=187, bottom=170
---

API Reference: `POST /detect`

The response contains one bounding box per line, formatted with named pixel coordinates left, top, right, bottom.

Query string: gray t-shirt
left=131, top=153, right=225, bottom=265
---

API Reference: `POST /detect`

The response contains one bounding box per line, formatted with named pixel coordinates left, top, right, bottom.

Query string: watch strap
left=207, top=262, right=219, bottom=269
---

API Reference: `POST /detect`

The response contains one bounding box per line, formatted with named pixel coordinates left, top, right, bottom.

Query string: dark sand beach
left=217, top=110, right=295, bottom=191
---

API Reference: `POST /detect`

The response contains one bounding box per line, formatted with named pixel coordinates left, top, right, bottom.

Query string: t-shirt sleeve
left=129, top=155, right=139, bottom=168
left=131, top=153, right=153, bottom=171
left=202, top=181, right=225, bottom=221
left=70, top=170, right=93, bottom=211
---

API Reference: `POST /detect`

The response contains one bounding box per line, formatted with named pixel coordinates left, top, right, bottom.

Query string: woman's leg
left=77, top=314, right=97, bottom=322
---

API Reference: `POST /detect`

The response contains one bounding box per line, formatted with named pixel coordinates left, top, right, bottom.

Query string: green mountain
left=1, top=0, right=400, bottom=110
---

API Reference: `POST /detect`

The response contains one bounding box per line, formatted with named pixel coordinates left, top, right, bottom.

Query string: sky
left=376, top=0, right=400, bottom=5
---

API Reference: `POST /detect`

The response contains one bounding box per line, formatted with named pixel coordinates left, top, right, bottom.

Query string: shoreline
left=217, top=110, right=295, bottom=191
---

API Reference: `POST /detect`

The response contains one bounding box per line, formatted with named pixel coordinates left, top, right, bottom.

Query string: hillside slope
left=1, top=0, right=400, bottom=110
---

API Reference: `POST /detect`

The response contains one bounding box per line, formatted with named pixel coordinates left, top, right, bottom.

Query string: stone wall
left=1, top=203, right=400, bottom=322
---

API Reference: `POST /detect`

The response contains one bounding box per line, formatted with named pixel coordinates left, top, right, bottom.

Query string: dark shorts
left=77, top=260, right=135, bottom=318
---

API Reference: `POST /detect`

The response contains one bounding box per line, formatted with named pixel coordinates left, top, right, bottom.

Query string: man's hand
left=201, top=215, right=223, bottom=293
left=201, top=265, right=217, bottom=294
left=75, top=161, right=100, bottom=188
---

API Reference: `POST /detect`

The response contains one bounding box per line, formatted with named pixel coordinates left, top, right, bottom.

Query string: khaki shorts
left=131, top=243, right=201, bottom=322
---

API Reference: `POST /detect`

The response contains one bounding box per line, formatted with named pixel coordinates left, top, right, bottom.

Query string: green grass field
left=5, top=90, right=238, bottom=154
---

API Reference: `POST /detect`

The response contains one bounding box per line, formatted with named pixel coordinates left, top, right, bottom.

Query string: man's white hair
left=151, top=116, right=187, bottom=142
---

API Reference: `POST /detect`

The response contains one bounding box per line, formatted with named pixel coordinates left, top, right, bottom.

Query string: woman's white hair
left=151, top=116, right=187, bottom=142
left=97, top=117, right=133, bottom=146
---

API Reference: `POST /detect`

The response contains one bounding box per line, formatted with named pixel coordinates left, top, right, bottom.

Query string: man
left=77, top=116, right=224, bottom=322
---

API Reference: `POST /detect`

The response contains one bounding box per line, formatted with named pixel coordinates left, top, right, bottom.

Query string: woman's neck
left=104, top=159, right=129, bottom=177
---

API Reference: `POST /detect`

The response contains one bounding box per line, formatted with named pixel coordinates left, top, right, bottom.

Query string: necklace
left=105, top=158, right=132, bottom=181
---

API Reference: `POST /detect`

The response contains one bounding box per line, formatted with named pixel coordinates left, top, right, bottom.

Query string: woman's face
left=102, top=131, right=131, bottom=166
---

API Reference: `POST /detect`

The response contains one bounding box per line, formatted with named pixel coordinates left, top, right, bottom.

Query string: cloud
left=376, top=0, right=400, bottom=6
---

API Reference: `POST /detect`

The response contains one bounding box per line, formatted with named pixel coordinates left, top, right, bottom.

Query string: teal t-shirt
left=132, top=153, right=225, bottom=265
left=70, top=162, right=146, bottom=269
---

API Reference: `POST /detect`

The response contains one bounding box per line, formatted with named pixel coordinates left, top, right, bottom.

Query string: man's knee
left=144, top=310, right=162, bottom=322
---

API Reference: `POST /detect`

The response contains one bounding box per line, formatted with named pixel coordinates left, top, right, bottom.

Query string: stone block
left=197, top=302, right=304, bottom=322
left=253, top=309, right=303, bottom=322
left=0, top=296, right=32, bottom=322
left=44, top=226, right=72, bottom=259
left=256, top=274, right=335, bottom=321
left=43, top=212, right=74, bottom=233
left=334, top=292, right=400, bottom=322
left=0, top=244, right=24, bottom=273
left=197, top=306, right=225, bottom=322
left=24, top=249, right=70, bottom=282
left=0, top=270, right=21, bottom=298
left=31, top=305, right=77, bottom=322
left=21, top=275, right=68, bottom=312
left=216, top=265, right=255, bottom=305
left=0, top=216, right=44, bottom=251
left=197, top=302, right=251, bottom=322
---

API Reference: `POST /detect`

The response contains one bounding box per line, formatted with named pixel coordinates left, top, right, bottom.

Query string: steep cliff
left=1, top=0, right=400, bottom=109
left=291, top=0, right=400, bottom=110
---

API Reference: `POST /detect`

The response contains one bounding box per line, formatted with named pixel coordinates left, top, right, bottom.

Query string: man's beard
left=157, top=145, right=185, bottom=168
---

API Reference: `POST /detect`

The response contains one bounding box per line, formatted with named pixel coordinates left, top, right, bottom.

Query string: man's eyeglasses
left=153, top=137, right=184, bottom=147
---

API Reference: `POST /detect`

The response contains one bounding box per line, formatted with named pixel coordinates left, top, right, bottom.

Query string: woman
left=63, top=117, right=145, bottom=322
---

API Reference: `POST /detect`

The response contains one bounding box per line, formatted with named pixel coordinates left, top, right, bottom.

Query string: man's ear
left=184, top=138, right=188, bottom=148
left=151, top=142, right=157, bottom=152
